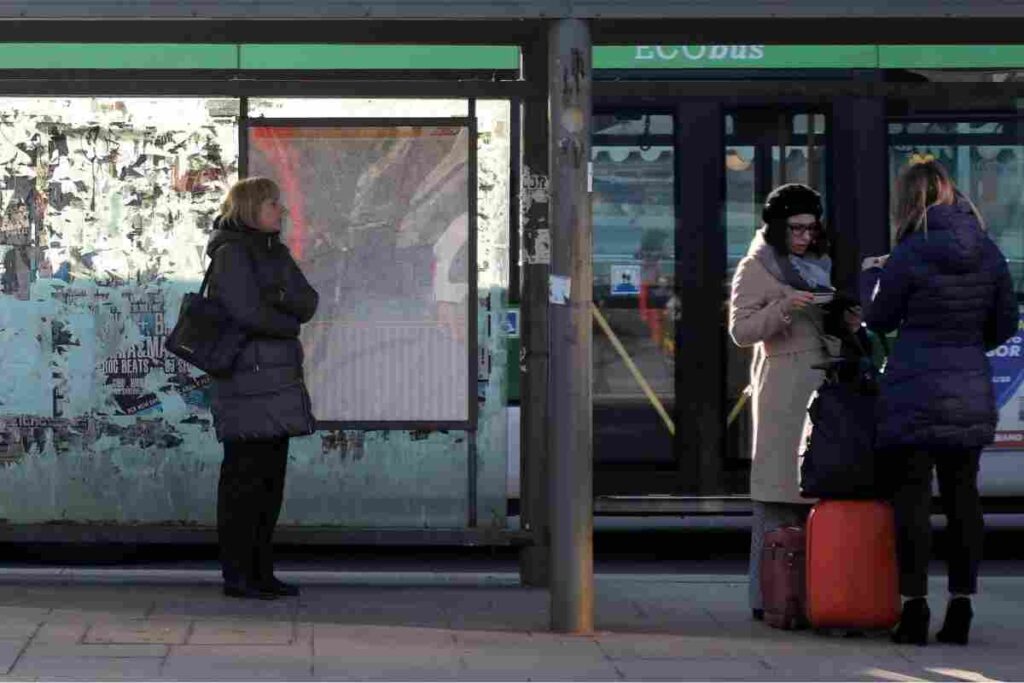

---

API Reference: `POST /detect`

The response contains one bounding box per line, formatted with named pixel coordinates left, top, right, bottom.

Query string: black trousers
left=217, top=437, right=289, bottom=585
left=890, top=447, right=983, bottom=598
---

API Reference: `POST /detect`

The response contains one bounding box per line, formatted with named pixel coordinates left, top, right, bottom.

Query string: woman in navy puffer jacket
left=862, top=160, right=1017, bottom=647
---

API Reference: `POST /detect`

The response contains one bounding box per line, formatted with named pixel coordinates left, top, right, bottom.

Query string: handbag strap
left=197, top=260, right=216, bottom=297
left=198, top=243, right=230, bottom=297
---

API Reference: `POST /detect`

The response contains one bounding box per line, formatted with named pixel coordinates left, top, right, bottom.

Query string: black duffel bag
left=799, top=332, right=892, bottom=500
left=165, top=252, right=247, bottom=378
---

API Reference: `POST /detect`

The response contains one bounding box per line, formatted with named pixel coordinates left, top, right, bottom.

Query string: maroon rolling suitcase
left=761, top=526, right=808, bottom=630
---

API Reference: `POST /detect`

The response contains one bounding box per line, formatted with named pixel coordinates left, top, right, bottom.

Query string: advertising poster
left=248, top=123, right=472, bottom=424
left=990, top=309, right=1024, bottom=449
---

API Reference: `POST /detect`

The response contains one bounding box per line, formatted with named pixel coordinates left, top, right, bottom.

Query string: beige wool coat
left=729, top=234, right=833, bottom=505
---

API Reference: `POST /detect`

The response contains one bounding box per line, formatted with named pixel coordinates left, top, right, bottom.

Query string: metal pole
left=547, top=17, right=593, bottom=635
left=518, top=29, right=552, bottom=589
left=468, top=98, right=479, bottom=530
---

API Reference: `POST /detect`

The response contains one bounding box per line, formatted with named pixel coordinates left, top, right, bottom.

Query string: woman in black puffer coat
left=207, top=177, right=319, bottom=600
left=861, top=161, right=1017, bottom=646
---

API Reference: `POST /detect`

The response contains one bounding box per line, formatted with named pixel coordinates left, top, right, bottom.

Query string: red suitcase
left=806, top=500, right=900, bottom=631
left=761, top=526, right=808, bottom=630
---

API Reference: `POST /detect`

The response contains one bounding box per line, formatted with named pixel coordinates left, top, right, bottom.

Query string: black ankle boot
left=936, top=597, right=973, bottom=646
left=262, top=577, right=301, bottom=597
left=891, top=598, right=930, bottom=646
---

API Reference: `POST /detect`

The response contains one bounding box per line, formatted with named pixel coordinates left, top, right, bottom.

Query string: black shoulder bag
left=799, top=327, right=892, bottom=499
left=164, top=248, right=248, bottom=378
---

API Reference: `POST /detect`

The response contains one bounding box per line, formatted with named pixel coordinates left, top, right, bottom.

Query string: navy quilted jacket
left=861, top=201, right=1017, bottom=449
left=207, top=217, right=320, bottom=442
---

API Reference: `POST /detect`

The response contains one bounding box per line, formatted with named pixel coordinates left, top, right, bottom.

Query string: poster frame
left=240, top=113, right=479, bottom=431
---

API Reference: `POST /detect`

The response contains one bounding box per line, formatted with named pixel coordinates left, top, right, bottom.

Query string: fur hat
left=762, top=183, right=823, bottom=224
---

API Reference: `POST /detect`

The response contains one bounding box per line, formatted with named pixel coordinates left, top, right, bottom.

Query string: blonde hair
left=892, top=159, right=985, bottom=242
left=220, top=177, right=280, bottom=229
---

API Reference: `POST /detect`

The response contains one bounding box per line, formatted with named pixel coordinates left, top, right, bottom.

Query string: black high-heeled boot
left=891, top=597, right=930, bottom=646
left=936, top=597, right=973, bottom=646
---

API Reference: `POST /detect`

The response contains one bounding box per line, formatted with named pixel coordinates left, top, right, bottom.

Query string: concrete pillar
left=547, top=17, right=594, bottom=635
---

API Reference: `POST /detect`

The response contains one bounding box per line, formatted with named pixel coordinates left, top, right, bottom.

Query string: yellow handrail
left=591, top=303, right=676, bottom=436
left=726, top=385, right=753, bottom=427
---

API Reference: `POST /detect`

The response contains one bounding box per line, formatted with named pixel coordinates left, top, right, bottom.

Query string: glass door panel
left=591, top=112, right=677, bottom=484
left=726, top=144, right=758, bottom=277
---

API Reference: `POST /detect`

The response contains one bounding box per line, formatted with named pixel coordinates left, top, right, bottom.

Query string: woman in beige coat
left=729, top=184, right=858, bottom=622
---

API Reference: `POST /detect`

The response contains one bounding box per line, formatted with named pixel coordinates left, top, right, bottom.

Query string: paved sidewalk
left=0, top=568, right=1022, bottom=681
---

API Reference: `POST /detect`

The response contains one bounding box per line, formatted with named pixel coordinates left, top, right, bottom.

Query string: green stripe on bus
left=594, top=45, right=878, bottom=70
left=879, top=45, right=1024, bottom=69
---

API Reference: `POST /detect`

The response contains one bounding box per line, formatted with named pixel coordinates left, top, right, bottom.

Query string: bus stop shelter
left=0, top=1, right=1023, bottom=633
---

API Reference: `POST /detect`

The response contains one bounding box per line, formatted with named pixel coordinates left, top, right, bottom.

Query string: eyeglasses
left=787, top=222, right=820, bottom=237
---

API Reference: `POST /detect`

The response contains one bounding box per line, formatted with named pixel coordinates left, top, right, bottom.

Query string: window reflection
left=726, top=145, right=757, bottom=278
left=889, top=120, right=1024, bottom=298
left=591, top=142, right=676, bottom=401
left=591, top=112, right=676, bottom=473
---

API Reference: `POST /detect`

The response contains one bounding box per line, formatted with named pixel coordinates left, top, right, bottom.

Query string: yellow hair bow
left=909, top=152, right=936, bottom=166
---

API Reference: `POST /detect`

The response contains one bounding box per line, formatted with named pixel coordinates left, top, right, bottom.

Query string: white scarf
left=789, top=254, right=833, bottom=290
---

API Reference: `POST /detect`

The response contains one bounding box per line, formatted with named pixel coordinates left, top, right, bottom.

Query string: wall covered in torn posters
left=0, top=97, right=510, bottom=528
